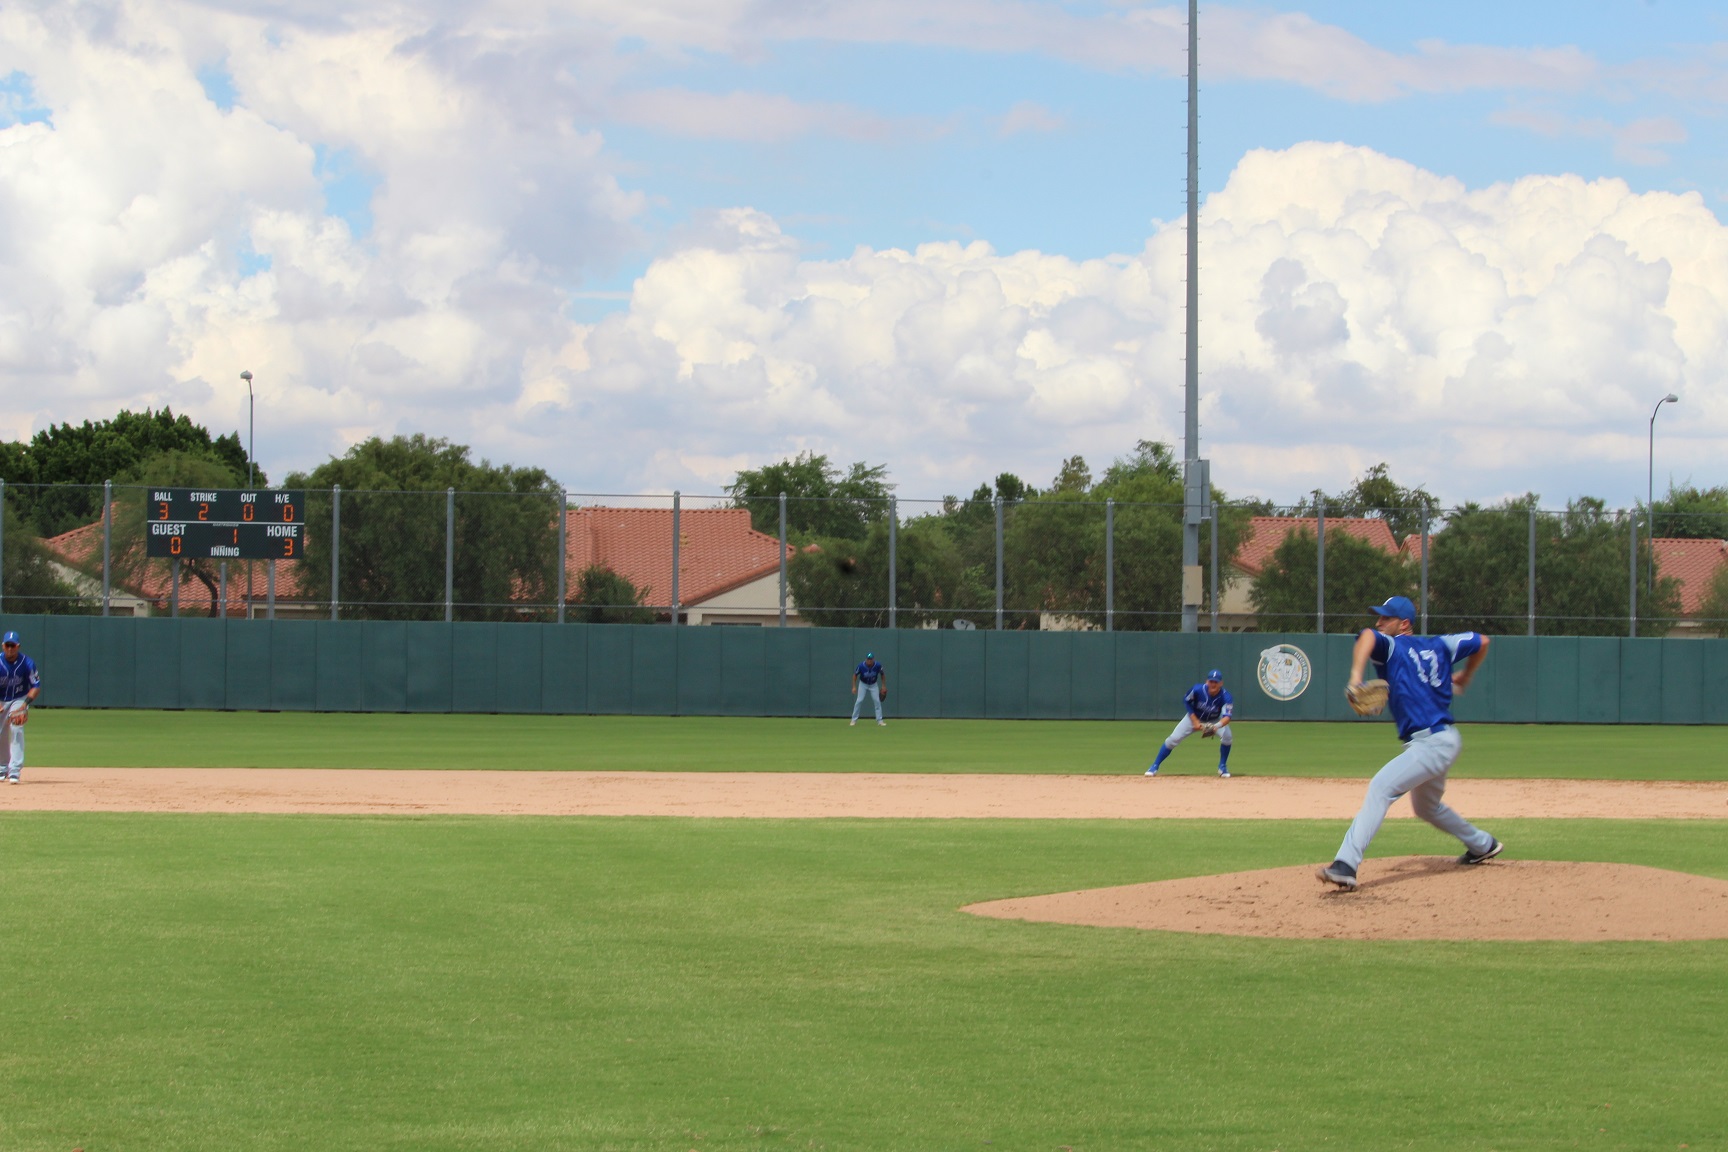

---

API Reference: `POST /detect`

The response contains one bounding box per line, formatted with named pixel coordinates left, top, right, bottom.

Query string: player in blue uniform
left=1317, top=596, right=1502, bottom=890
left=0, top=631, right=41, bottom=784
left=1145, top=669, right=1234, bottom=778
left=850, top=652, right=886, bottom=726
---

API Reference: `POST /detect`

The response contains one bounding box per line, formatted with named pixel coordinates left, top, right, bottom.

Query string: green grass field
left=0, top=814, right=1723, bottom=1150
left=25, top=708, right=1728, bottom=779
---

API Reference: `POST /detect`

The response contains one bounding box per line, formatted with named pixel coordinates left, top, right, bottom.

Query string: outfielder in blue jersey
left=1145, top=669, right=1234, bottom=778
left=1317, top=596, right=1501, bottom=891
left=0, top=630, right=41, bottom=784
left=850, top=653, right=886, bottom=726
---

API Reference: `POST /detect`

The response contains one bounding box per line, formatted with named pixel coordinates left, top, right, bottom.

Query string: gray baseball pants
left=1334, top=726, right=1495, bottom=870
left=1, top=699, right=26, bottom=780
left=851, top=680, right=883, bottom=722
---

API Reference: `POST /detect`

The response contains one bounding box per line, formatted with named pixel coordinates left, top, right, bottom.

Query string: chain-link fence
left=1, top=481, right=1723, bottom=637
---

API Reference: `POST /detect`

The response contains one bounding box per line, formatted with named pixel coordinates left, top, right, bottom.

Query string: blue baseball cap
left=1206, top=669, right=1223, bottom=681
left=1, top=631, right=18, bottom=645
left=1368, top=596, right=1416, bottom=621
left=865, top=652, right=874, bottom=659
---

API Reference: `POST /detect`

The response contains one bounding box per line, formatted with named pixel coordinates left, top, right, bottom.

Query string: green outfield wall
left=4, top=616, right=1725, bottom=724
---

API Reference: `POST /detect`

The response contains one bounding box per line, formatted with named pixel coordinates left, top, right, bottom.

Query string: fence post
left=330, top=484, right=341, bottom=621
left=0, top=477, right=6, bottom=614
left=219, top=563, right=227, bottom=620
left=444, top=487, right=455, bottom=623
left=555, top=489, right=566, bottom=624
left=778, top=492, right=787, bottom=628
left=888, top=496, right=897, bottom=629
left=1527, top=504, right=1537, bottom=637
left=994, top=496, right=1004, bottom=630
left=267, top=560, right=276, bottom=620
left=170, top=559, right=180, bottom=618
left=1105, top=498, right=1114, bottom=633
left=102, top=480, right=112, bottom=617
left=1315, top=495, right=1325, bottom=634
left=1629, top=510, right=1638, bottom=639
left=1209, top=500, right=1219, bottom=634
left=671, top=490, right=681, bottom=626
left=1419, top=509, right=1429, bottom=634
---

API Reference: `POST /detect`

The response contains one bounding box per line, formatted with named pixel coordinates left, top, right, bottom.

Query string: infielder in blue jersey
left=850, top=652, right=886, bottom=726
left=0, top=631, right=41, bottom=784
left=1317, top=596, right=1502, bottom=891
left=1145, top=669, right=1234, bottom=778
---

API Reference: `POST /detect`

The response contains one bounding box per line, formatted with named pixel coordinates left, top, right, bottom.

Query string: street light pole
left=1647, top=392, right=1679, bottom=595
left=240, top=370, right=256, bottom=616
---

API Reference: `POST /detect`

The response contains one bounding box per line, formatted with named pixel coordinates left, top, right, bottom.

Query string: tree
left=1651, top=483, right=1728, bottom=540
left=1249, top=527, right=1416, bottom=633
left=285, top=435, right=561, bottom=621
left=0, top=502, right=85, bottom=614
left=0, top=408, right=261, bottom=537
left=1427, top=496, right=1680, bottom=636
left=727, top=452, right=891, bottom=540
left=568, top=565, right=654, bottom=624
left=1295, top=462, right=1441, bottom=542
left=787, top=516, right=985, bottom=628
left=1698, top=564, right=1728, bottom=639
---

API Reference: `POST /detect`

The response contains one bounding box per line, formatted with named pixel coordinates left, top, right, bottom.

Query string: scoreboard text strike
left=146, top=488, right=307, bottom=560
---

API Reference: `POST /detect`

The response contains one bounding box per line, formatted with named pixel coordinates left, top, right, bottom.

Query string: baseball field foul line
left=2, top=768, right=1725, bottom=819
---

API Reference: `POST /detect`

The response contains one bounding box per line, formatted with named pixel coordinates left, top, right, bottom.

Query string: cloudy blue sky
left=2, top=0, right=1726, bottom=507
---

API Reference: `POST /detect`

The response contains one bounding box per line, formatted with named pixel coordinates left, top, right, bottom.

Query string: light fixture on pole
left=1647, top=391, right=1679, bottom=594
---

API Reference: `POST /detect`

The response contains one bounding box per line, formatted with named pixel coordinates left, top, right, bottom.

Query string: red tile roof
left=1232, top=516, right=1400, bottom=577
left=43, top=513, right=306, bottom=613
left=566, top=507, right=788, bottom=607
left=1653, top=538, right=1728, bottom=615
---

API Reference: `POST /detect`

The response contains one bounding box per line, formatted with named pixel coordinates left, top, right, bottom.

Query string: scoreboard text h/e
left=146, top=488, right=307, bottom=560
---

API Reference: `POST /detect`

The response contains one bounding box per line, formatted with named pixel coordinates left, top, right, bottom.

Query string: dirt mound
left=962, top=856, right=1728, bottom=941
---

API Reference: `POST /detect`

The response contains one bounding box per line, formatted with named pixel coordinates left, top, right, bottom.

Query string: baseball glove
left=1345, top=679, right=1390, bottom=717
left=878, top=687, right=887, bottom=702
left=10, top=708, right=26, bottom=727
left=1200, top=723, right=1218, bottom=739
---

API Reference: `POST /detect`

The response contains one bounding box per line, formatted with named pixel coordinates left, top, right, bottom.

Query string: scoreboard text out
left=145, top=488, right=307, bottom=560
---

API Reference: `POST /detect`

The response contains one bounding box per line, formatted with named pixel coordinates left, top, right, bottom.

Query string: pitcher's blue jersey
left=855, top=661, right=883, bottom=685
left=1184, top=683, right=1233, bottom=723
left=0, top=653, right=38, bottom=703
left=1367, top=630, right=1483, bottom=741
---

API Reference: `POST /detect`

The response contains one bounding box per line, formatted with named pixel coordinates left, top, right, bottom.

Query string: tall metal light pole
left=240, top=370, right=256, bottom=616
left=1647, top=392, right=1679, bottom=593
left=1180, top=0, right=1202, bottom=633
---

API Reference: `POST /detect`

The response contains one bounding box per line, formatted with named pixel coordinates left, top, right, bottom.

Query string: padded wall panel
left=1576, top=638, right=1621, bottom=723
left=1619, top=640, right=1663, bottom=724
left=314, top=622, right=365, bottom=711
left=676, top=627, right=724, bottom=715
left=224, top=621, right=273, bottom=712
left=539, top=626, right=587, bottom=714
left=450, top=624, right=498, bottom=713
left=494, top=625, right=543, bottom=714
left=177, top=619, right=227, bottom=710
left=404, top=623, right=455, bottom=712
left=892, top=630, right=943, bottom=719
left=361, top=622, right=409, bottom=711
left=629, top=627, right=679, bottom=714
left=269, top=622, right=319, bottom=711
left=584, top=626, right=633, bottom=714
left=1535, top=637, right=1580, bottom=723
left=807, top=628, right=860, bottom=719
left=1069, top=633, right=1115, bottom=719
left=983, top=632, right=1030, bottom=719
left=131, top=621, right=184, bottom=711
left=939, top=631, right=986, bottom=718
left=1659, top=640, right=1704, bottom=725
left=762, top=628, right=811, bottom=716
left=38, top=616, right=91, bottom=708
left=718, top=628, right=767, bottom=716
left=1026, top=632, right=1071, bottom=719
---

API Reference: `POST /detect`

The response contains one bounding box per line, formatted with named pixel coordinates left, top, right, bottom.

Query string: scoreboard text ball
left=145, top=488, right=306, bottom=560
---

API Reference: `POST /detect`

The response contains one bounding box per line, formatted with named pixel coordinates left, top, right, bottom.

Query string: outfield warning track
left=1, top=769, right=1724, bottom=819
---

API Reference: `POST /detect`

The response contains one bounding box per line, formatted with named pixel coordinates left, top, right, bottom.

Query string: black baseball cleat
left=1457, top=838, right=1505, bottom=866
left=1316, top=860, right=1358, bottom=891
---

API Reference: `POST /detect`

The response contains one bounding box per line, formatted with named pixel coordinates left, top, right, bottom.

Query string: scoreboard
left=146, top=488, right=306, bottom=560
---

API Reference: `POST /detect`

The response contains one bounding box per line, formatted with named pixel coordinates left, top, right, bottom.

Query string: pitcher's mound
left=962, top=857, right=1728, bottom=942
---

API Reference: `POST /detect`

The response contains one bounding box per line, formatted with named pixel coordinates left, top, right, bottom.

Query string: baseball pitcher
left=1145, top=669, right=1234, bottom=778
left=1317, top=596, right=1502, bottom=891
left=0, top=630, right=41, bottom=784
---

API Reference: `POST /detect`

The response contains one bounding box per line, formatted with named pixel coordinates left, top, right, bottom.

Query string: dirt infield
left=963, top=856, right=1728, bottom=941
left=1, top=767, right=1726, bottom=818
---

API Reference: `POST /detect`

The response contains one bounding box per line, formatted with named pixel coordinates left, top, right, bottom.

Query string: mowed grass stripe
left=0, top=814, right=1723, bottom=1151
left=25, top=709, right=1728, bottom=779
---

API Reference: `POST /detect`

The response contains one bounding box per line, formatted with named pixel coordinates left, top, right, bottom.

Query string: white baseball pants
left=851, top=680, right=884, bottom=722
left=1163, top=713, right=1232, bottom=747
left=0, top=699, right=26, bottom=779
left=1334, top=726, right=1495, bottom=870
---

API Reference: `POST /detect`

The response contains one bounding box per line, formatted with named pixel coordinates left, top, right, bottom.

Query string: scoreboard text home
left=146, top=488, right=307, bottom=560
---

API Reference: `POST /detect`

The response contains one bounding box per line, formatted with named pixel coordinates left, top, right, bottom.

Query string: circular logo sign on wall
left=1257, top=644, right=1313, bottom=701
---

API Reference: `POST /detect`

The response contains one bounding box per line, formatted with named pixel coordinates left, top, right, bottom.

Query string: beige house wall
left=686, top=571, right=807, bottom=626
